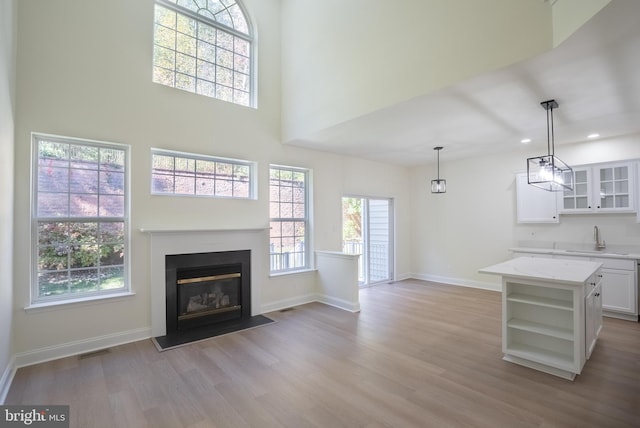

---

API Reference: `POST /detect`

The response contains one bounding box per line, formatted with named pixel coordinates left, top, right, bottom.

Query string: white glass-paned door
left=367, top=199, right=391, bottom=282
left=342, top=196, right=394, bottom=286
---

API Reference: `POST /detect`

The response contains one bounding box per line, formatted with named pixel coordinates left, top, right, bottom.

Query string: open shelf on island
left=507, top=293, right=573, bottom=311
left=506, top=342, right=575, bottom=371
left=507, top=318, right=574, bottom=341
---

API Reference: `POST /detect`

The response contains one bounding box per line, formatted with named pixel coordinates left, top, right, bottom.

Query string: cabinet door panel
left=585, top=283, right=602, bottom=359
left=559, top=168, right=592, bottom=213
left=601, top=269, right=636, bottom=314
left=598, top=164, right=632, bottom=211
left=516, top=173, right=558, bottom=223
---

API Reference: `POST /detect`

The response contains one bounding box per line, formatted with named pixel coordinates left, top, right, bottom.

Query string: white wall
left=0, top=0, right=16, bottom=400
left=552, top=0, right=611, bottom=46
left=280, top=0, right=553, bottom=142
left=410, top=133, right=640, bottom=289
left=12, top=0, right=411, bottom=361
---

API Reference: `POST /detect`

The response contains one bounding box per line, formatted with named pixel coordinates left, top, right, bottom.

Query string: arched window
left=153, top=0, right=253, bottom=107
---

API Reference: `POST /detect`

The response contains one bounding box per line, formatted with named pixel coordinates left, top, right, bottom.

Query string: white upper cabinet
left=559, top=167, right=592, bottom=213
left=598, top=163, right=633, bottom=211
left=559, top=162, right=635, bottom=214
left=516, top=172, right=558, bottom=223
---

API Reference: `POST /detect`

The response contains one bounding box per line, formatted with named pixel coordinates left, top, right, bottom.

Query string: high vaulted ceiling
left=286, top=0, right=640, bottom=166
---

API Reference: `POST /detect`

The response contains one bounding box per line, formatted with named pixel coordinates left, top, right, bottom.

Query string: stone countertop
left=510, top=246, right=640, bottom=261
left=479, top=257, right=602, bottom=285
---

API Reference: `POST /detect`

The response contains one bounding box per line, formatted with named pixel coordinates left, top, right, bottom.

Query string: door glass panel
left=615, top=181, right=628, bottom=194
left=342, top=196, right=393, bottom=286
left=342, top=197, right=363, bottom=282
left=600, top=182, right=613, bottom=195
left=564, top=198, right=574, bottom=209
left=616, top=195, right=629, bottom=207
left=614, top=166, right=628, bottom=180
left=576, top=197, right=589, bottom=209
left=576, top=183, right=588, bottom=196
left=367, top=199, right=391, bottom=283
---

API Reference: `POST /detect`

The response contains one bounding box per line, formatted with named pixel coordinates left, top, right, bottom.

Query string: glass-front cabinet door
left=598, top=164, right=632, bottom=211
left=560, top=168, right=592, bottom=212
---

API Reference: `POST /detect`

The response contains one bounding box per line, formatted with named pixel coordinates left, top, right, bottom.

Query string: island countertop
left=479, top=256, right=602, bottom=285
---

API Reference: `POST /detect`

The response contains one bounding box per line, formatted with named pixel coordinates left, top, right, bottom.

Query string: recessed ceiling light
left=587, top=133, right=600, bottom=139
left=520, top=138, right=531, bottom=144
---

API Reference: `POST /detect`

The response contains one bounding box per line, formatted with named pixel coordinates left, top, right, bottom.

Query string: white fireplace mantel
left=143, top=227, right=269, bottom=337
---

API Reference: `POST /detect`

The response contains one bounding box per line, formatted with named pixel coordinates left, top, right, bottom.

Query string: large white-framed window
left=153, top=0, right=254, bottom=107
left=32, top=134, right=130, bottom=304
left=269, top=165, right=310, bottom=273
left=151, top=148, right=256, bottom=199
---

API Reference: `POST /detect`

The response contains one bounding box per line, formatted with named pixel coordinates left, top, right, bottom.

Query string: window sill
left=269, top=268, right=317, bottom=278
left=25, top=291, right=136, bottom=313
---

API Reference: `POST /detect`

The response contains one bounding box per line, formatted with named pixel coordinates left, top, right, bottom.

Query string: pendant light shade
left=527, top=99, right=574, bottom=192
left=431, top=146, right=446, bottom=194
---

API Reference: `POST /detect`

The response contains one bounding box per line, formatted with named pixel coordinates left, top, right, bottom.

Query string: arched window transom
left=153, top=0, right=254, bottom=107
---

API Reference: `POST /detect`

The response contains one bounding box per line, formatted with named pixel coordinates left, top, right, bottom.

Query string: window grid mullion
left=195, top=19, right=200, bottom=92
left=173, top=11, right=178, bottom=87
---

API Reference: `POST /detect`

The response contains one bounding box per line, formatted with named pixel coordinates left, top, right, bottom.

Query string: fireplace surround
left=145, top=228, right=273, bottom=350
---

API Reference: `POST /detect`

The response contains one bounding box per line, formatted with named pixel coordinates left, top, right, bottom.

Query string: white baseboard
left=0, top=356, right=16, bottom=404
left=394, top=272, right=412, bottom=281
left=408, top=273, right=502, bottom=292
left=13, top=327, right=151, bottom=369
left=315, top=293, right=361, bottom=313
left=260, top=294, right=317, bottom=314
left=260, top=292, right=361, bottom=314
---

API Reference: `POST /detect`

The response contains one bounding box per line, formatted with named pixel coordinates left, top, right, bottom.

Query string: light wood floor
left=6, top=279, right=640, bottom=427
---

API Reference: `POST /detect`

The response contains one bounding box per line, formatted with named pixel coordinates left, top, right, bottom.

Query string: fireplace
left=154, top=248, right=273, bottom=350
left=146, top=228, right=273, bottom=351
left=177, top=270, right=241, bottom=327
left=165, top=250, right=251, bottom=336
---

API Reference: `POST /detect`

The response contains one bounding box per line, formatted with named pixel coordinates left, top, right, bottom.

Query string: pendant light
left=527, top=99, right=574, bottom=192
left=431, top=146, right=446, bottom=194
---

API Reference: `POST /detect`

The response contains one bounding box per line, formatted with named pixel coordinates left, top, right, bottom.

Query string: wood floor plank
left=5, top=279, right=640, bottom=427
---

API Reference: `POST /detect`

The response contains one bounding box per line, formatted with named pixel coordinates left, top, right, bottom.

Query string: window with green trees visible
left=153, top=0, right=253, bottom=107
left=32, top=134, right=129, bottom=304
left=269, top=166, right=310, bottom=273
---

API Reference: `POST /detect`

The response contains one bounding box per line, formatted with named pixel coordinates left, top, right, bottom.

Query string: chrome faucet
left=594, top=225, right=606, bottom=250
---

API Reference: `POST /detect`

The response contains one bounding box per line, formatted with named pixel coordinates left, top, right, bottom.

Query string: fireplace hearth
left=153, top=249, right=273, bottom=350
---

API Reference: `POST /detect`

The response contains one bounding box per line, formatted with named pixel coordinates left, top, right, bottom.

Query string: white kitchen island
left=480, top=257, right=603, bottom=380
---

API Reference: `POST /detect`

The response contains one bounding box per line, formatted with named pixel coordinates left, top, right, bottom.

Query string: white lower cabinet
left=599, top=267, right=636, bottom=316
left=590, top=256, right=637, bottom=320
